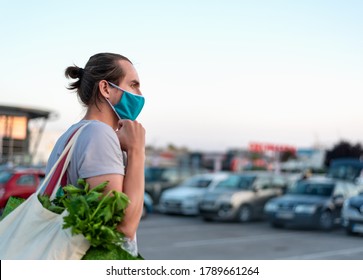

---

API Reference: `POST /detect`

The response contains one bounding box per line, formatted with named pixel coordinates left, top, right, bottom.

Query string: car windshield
left=180, top=177, right=212, bottom=188
left=328, top=165, right=361, bottom=181
left=288, top=181, right=334, bottom=196
left=0, top=171, right=12, bottom=183
left=215, top=175, right=255, bottom=190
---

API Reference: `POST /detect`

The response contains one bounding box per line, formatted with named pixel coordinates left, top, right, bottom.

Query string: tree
left=324, top=140, right=363, bottom=167
left=279, top=150, right=297, bottom=162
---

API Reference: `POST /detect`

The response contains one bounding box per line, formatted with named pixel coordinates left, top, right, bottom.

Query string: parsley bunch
left=38, top=179, right=130, bottom=250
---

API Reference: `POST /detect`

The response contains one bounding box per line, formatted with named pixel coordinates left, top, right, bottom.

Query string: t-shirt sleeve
left=73, top=122, right=125, bottom=179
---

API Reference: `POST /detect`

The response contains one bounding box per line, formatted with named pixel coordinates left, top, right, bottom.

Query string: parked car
left=145, top=166, right=203, bottom=205
left=341, top=191, right=363, bottom=235
left=158, top=172, right=230, bottom=215
left=142, top=192, right=154, bottom=219
left=264, top=176, right=361, bottom=230
left=0, top=168, right=45, bottom=209
left=199, top=171, right=288, bottom=222
left=327, top=158, right=363, bottom=182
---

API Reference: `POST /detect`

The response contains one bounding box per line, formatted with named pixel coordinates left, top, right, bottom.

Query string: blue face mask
left=106, top=81, right=145, bottom=120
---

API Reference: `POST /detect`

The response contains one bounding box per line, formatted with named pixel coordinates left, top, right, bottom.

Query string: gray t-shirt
left=45, top=120, right=125, bottom=186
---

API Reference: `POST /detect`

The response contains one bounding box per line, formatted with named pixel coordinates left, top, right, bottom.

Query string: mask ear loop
left=105, top=81, right=123, bottom=121
left=108, top=81, right=125, bottom=92
left=104, top=97, right=122, bottom=132
left=104, top=97, right=122, bottom=121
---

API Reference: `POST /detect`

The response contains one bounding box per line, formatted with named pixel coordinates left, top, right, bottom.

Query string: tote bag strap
left=37, top=123, right=90, bottom=198
left=42, top=129, right=78, bottom=197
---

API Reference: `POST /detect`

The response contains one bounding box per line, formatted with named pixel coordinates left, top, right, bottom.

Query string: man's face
left=118, top=60, right=142, bottom=96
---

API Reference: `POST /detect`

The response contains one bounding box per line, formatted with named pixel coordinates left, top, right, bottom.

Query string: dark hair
left=64, top=53, right=132, bottom=107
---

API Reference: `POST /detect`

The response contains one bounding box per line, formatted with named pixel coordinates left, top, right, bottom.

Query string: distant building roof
left=0, top=104, right=57, bottom=120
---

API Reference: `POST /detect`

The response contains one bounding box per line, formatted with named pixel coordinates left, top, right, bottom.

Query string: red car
left=0, top=168, right=45, bottom=209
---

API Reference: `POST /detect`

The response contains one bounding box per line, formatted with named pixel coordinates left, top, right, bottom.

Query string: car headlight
left=264, top=202, right=278, bottom=212
left=295, top=205, right=317, bottom=214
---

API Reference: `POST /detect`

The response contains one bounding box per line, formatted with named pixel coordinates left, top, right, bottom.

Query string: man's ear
left=98, top=80, right=110, bottom=98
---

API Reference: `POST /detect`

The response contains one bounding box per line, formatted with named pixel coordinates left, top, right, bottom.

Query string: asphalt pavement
left=137, top=213, right=363, bottom=260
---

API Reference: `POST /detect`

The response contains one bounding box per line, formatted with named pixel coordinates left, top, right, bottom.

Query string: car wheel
left=271, top=221, right=284, bottom=228
left=202, top=216, right=213, bottom=222
left=319, top=211, right=333, bottom=231
left=345, top=227, right=356, bottom=235
left=238, top=205, right=252, bottom=223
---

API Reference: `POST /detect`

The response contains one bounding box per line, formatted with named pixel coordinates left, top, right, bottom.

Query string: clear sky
left=0, top=0, right=362, bottom=152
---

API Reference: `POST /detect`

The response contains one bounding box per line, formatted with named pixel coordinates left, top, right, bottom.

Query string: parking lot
left=137, top=213, right=363, bottom=260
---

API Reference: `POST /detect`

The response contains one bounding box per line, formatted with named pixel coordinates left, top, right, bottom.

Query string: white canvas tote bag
left=0, top=124, right=90, bottom=260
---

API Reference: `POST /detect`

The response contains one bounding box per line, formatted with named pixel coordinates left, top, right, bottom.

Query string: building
left=0, top=104, right=57, bottom=165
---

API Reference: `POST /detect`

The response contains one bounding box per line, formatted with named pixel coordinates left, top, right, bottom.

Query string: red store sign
left=249, top=142, right=296, bottom=154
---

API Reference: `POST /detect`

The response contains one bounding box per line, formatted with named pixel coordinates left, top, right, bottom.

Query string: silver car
left=199, top=171, right=288, bottom=222
left=342, top=191, right=363, bottom=235
left=158, top=172, right=230, bottom=215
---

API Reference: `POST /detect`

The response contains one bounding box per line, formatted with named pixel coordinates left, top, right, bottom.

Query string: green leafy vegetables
left=38, top=179, right=130, bottom=250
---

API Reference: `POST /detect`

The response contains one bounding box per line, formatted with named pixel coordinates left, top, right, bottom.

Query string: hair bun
left=64, top=65, right=84, bottom=80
